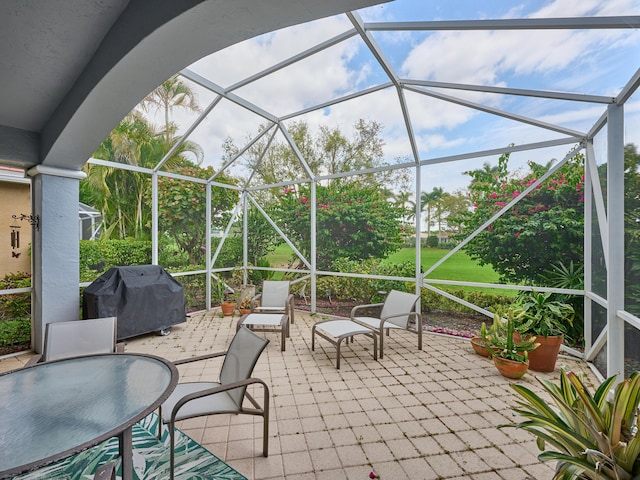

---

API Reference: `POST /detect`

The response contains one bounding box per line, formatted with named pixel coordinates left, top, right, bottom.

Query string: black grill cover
left=83, top=265, right=186, bottom=340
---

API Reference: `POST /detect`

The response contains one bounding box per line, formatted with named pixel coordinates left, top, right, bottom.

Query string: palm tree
left=85, top=112, right=203, bottom=239
left=420, top=187, right=443, bottom=237
left=141, top=75, right=201, bottom=146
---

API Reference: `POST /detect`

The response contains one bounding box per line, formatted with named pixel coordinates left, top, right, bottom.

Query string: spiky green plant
left=480, top=308, right=539, bottom=362
left=504, top=370, right=640, bottom=479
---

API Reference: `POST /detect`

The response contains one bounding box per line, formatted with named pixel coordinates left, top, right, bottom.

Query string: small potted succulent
left=238, top=296, right=253, bottom=315
left=480, top=308, right=539, bottom=379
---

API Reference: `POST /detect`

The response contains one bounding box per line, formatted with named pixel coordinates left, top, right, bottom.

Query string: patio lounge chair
left=350, top=290, right=422, bottom=359
left=158, top=327, right=270, bottom=480
left=251, top=280, right=295, bottom=324
left=26, top=317, right=124, bottom=366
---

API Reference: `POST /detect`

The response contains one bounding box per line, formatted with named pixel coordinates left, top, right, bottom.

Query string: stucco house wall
left=0, top=169, right=31, bottom=277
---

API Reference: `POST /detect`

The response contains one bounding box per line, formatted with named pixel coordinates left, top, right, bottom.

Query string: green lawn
left=268, top=245, right=507, bottom=289
left=385, top=247, right=501, bottom=284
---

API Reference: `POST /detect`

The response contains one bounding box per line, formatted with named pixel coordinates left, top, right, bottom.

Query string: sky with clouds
left=156, top=0, right=640, bottom=194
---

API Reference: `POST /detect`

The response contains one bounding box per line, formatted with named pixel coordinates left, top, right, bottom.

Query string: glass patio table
left=0, top=353, right=178, bottom=480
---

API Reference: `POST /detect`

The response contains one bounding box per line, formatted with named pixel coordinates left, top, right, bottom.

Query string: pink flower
left=487, top=225, right=493, bottom=232
left=512, top=190, right=519, bottom=198
left=369, top=473, right=379, bottom=479
left=300, top=196, right=308, bottom=204
left=494, top=201, right=506, bottom=207
left=514, top=232, right=520, bottom=237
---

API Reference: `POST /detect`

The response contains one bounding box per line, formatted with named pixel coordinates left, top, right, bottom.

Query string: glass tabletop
left=0, top=353, right=177, bottom=476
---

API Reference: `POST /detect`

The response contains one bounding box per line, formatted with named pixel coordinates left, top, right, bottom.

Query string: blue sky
left=162, top=0, right=640, bottom=193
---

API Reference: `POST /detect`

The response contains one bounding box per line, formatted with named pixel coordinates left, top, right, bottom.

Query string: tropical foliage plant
left=506, top=369, right=640, bottom=480
left=539, top=260, right=584, bottom=346
left=514, top=290, right=575, bottom=338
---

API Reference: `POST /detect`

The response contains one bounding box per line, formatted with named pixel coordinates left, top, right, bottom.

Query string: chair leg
left=170, top=421, right=176, bottom=480
left=379, top=329, right=384, bottom=359
left=262, top=383, right=270, bottom=457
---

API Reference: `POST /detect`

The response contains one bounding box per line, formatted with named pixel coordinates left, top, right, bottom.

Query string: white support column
left=205, top=183, right=212, bottom=311
left=607, top=104, right=625, bottom=379
left=27, top=165, right=86, bottom=353
left=310, top=181, right=317, bottom=313
left=152, top=172, right=158, bottom=265
left=415, top=166, right=422, bottom=295
left=242, top=192, right=248, bottom=285
left=584, top=140, right=593, bottom=352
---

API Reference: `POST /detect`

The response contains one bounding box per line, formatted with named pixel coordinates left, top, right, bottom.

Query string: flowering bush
left=454, top=152, right=584, bottom=284
left=275, top=182, right=406, bottom=270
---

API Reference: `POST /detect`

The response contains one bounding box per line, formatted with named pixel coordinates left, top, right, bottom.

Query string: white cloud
left=158, top=0, right=639, bottom=183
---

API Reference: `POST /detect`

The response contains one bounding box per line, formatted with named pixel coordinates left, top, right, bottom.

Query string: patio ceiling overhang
left=0, top=0, right=388, bottom=171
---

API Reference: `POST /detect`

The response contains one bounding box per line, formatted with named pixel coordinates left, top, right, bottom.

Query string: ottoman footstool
left=311, top=319, right=378, bottom=369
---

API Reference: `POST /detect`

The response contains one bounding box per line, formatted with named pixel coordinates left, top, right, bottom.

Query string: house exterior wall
left=0, top=180, right=31, bottom=277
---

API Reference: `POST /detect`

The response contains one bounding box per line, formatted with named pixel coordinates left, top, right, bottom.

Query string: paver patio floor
left=1, top=311, right=599, bottom=479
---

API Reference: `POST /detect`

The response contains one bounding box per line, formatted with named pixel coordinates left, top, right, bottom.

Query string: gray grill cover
left=83, top=265, right=186, bottom=340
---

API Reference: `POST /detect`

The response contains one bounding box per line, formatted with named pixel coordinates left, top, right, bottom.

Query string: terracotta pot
left=221, top=302, right=235, bottom=316
left=238, top=308, right=251, bottom=315
left=527, top=334, right=563, bottom=373
left=470, top=336, right=490, bottom=357
left=493, top=356, right=529, bottom=379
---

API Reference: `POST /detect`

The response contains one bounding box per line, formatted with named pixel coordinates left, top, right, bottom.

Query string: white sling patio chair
left=158, top=327, right=270, bottom=480
left=251, top=280, right=295, bottom=324
left=26, top=317, right=124, bottom=366
left=350, top=290, right=422, bottom=359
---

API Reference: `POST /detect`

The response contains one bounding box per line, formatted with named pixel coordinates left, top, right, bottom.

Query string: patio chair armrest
left=173, top=350, right=227, bottom=366
left=115, top=342, right=125, bottom=353
left=25, top=354, right=42, bottom=367
left=380, top=311, right=422, bottom=328
left=250, top=294, right=262, bottom=312
left=171, top=377, right=268, bottom=422
left=350, top=302, right=384, bottom=317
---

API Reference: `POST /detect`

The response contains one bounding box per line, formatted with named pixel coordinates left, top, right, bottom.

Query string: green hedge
left=417, top=286, right=513, bottom=315
left=80, top=239, right=152, bottom=281
left=0, top=271, right=31, bottom=320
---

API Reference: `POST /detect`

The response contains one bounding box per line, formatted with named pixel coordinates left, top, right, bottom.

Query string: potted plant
left=480, top=308, right=539, bottom=379
left=470, top=319, right=496, bottom=358
left=514, top=291, right=574, bottom=373
left=504, top=369, right=640, bottom=479
left=214, top=280, right=235, bottom=316
left=238, top=296, right=252, bottom=315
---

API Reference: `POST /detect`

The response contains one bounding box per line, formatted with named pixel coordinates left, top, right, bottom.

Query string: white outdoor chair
left=158, top=327, right=270, bottom=480
left=26, top=317, right=124, bottom=366
left=350, top=290, right=422, bottom=359
left=251, top=280, right=295, bottom=324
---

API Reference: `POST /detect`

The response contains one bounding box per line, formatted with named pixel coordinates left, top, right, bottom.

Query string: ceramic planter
left=221, top=301, right=235, bottom=316
left=492, top=356, right=529, bottom=379
left=527, top=335, right=563, bottom=372
left=470, top=336, right=490, bottom=357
